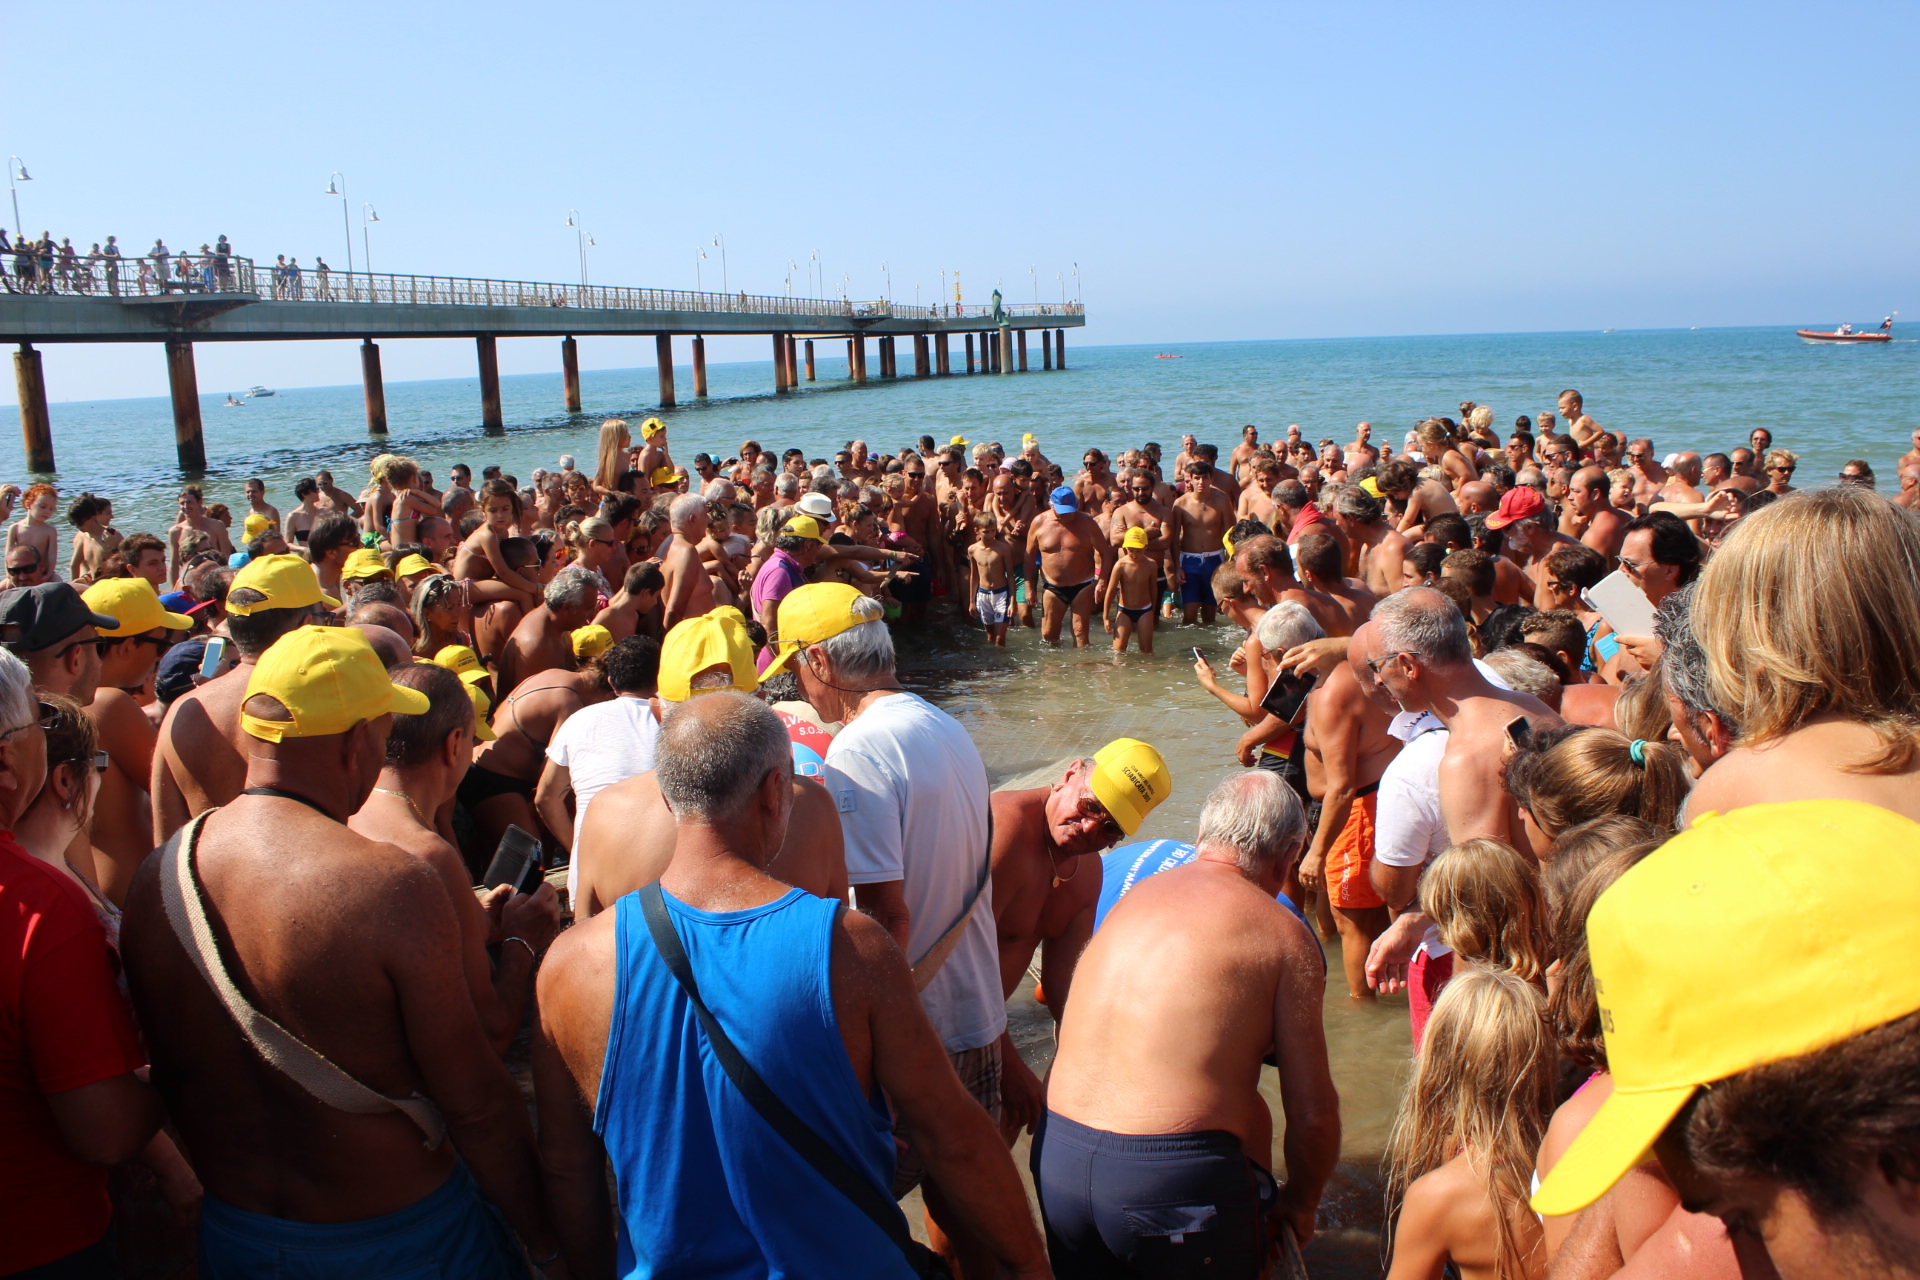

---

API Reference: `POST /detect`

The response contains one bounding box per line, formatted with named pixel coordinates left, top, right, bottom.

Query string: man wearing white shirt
left=536, top=637, right=661, bottom=864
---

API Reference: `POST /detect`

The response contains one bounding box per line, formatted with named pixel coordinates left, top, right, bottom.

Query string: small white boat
left=223, top=394, right=244, bottom=408
left=246, top=385, right=276, bottom=398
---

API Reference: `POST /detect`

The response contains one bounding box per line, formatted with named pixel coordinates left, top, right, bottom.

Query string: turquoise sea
left=12, top=325, right=1917, bottom=533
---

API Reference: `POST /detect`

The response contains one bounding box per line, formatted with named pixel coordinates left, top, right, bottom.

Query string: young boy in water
left=967, top=511, right=1015, bottom=646
left=1104, top=526, right=1160, bottom=655
left=7, top=483, right=58, bottom=572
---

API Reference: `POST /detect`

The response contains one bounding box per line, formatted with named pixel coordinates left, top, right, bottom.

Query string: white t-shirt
left=824, top=692, right=1003, bottom=1054
left=547, top=695, right=660, bottom=862
left=1374, top=716, right=1452, bottom=958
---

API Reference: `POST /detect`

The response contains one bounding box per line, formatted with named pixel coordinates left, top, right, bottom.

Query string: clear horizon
left=5, top=1, right=1913, bottom=405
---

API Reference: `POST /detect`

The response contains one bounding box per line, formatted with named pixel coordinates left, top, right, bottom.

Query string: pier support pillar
left=561, top=336, right=582, bottom=412
left=773, top=333, right=790, bottom=392
left=787, top=335, right=799, bottom=387
left=998, top=326, right=1012, bottom=375
left=804, top=339, right=816, bottom=381
left=883, top=336, right=897, bottom=378
left=1018, top=329, right=1028, bottom=372
left=13, top=344, right=52, bottom=474
left=1043, top=330, right=1054, bottom=370
left=476, top=335, right=503, bottom=431
left=936, top=332, right=950, bottom=375
left=914, top=335, right=930, bottom=378
left=965, top=333, right=975, bottom=373
left=1056, top=329, right=1066, bottom=369
left=361, top=340, right=388, bottom=434
left=851, top=334, right=867, bottom=383
left=655, top=334, right=676, bottom=408
left=166, top=339, right=206, bottom=471
left=692, top=336, right=708, bottom=398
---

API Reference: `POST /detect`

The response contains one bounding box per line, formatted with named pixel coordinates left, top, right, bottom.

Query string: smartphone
left=480, top=824, right=543, bottom=892
left=198, top=636, right=228, bottom=680
left=1505, top=716, right=1532, bottom=752
left=1259, top=669, right=1319, bottom=724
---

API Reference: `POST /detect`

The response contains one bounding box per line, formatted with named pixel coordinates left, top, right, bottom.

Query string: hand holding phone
left=480, top=824, right=543, bottom=892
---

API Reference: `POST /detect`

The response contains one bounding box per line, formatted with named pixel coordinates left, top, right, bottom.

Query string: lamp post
left=1073, top=261, right=1081, bottom=302
left=323, top=173, right=353, bottom=275
left=809, top=249, right=818, bottom=297
left=362, top=205, right=379, bottom=276
left=881, top=260, right=890, bottom=301
left=566, top=211, right=592, bottom=286
left=1058, top=271, right=1065, bottom=305
left=695, top=246, right=706, bottom=291
left=9, top=157, right=31, bottom=238
left=1030, top=264, right=1038, bottom=304
left=712, top=234, right=728, bottom=292
left=786, top=260, right=797, bottom=297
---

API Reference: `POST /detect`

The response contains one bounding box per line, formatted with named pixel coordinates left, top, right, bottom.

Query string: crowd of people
left=4, top=392, right=1920, bottom=1280
left=0, top=232, right=325, bottom=297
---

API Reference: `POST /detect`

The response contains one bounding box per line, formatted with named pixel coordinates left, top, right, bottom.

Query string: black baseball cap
left=0, top=583, right=120, bottom=652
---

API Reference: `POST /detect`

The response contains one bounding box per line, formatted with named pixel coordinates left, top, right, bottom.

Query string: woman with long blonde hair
left=595, top=419, right=632, bottom=494
left=1687, top=486, right=1920, bottom=823
left=1384, top=965, right=1554, bottom=1280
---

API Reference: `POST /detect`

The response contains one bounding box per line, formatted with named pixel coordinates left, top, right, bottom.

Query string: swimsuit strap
left=240, top=786, right=333, bottom=817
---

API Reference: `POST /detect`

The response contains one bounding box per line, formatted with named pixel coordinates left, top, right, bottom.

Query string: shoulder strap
left=159, top=810, right=446, bottom=1149
left=906, top=803, right=993, bottom=992
left=637, top=883, right=922, bottom=1265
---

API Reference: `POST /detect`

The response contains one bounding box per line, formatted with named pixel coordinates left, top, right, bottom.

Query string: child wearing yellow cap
left=1103, top=525, right=1160, bottom=655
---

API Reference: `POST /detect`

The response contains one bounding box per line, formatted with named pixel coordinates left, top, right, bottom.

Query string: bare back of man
left=572, top=768, right=847, bottom=918
left=150, top=663, right=251, bottom=842
left=120, top=797, right=540, bottom=1226
left=658, top=538, right=714, bottom=632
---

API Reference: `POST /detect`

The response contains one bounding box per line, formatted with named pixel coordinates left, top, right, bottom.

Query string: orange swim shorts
left=1325, top=787, right=1384, bottom=910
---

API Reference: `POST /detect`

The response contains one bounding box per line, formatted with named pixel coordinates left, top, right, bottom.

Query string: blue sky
left=6, top=0, right=1914, bottom=403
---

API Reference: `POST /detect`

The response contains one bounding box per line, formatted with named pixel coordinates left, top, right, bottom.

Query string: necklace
left=372, top=786, right=427, bottom=826
left=1045, top=844, right=1080, bottom=890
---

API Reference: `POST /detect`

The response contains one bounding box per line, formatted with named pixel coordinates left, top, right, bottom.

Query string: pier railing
left=1, top=248, right=1085, bottom=320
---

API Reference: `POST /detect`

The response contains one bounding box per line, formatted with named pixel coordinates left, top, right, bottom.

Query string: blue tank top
left=1095, top=840, right=1319, bottom=962
left=596, top=887, right=913, bottom=1279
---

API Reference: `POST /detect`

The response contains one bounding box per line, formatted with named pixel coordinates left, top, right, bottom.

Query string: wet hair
left=384, top=664, right=473, bottom=767
left=1503, top=725, right=1689, bottom=838
left=1384, top=966, right=1554, bottom=1280
left=1419, top=839, right=1549, bottom=983
left=1695, top=488, right=1920, bottom=771
left=601, top=635, right=660, bottom=696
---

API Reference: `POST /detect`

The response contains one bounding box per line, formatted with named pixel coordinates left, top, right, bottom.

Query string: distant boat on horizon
left=1799, top=314, right=1895, bottom=344
left=246, top=385, right=276, bottom=397
left=1153, top=353, right=1183, bottom=359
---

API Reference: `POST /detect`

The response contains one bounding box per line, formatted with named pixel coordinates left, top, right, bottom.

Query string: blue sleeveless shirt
left=596, top=887, right=913, bottom=1279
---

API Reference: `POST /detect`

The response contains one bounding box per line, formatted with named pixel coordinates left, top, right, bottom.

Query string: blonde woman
left=1501, top=725, right=1690, bottom=853
left=1384, top=965, right=1554, bottom=1280
left=564, top=514, right=619, bottom=591
left=594, top=418, right=631, bottom=494
left=1688, top=487, right=1920, bottom=823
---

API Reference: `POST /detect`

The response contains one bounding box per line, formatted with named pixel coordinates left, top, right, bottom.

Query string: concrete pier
left=476, top=335, right=503, bottom=430
left=937, top=332, right=951, bottom=375
left=851, top=334, right=867, bottom=383
left=804, top=339, right=816, bottom=381
left=1018, top=329, right=1029, bottom=372
left=965, top=333, right=976, bottom=373
left=166, top=339, right=207, bottom=470
left=14, top=343, right=52, bottom=473
left=562, top=336, right=582, bottom=411
left=772, top=333, right=791, bottom=392
left=999, top=325, right=1013, bottom=375
left=1044, top=329, right=1054, bottom=370
left=787, top=335, right=799, bottom=387
left=655, top=334, right=676, bottom=407
left=1056, top=329, right=1067, bottom=369
left=692, top=336, right=708, bottom=398
left=914, top=334, right=930, bottom=378
left=361, top=340, right=388, bottom=434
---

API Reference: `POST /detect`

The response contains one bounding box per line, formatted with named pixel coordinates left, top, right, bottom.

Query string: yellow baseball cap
left=1121, top=527, right=1150, bottom=550
left=1022, top=433, right=1037, bottom=448
left=466, top=681, right=498, bottom=741
left=226, top=554, right=341, bottom=616
left=572, top=624, right=614, bottom=661
left=640, top=416, right=667, bottom=439
left=242, top=512, right=272, bottom=541
left=1531, top=800, right=1920, bottom=1218
left=658, top=607, right=757, bottom=701
left=342, top=548, right=392, bottom=581
left=949, top=435, right=969, bottom=448
left=83, top=577, right=193, bottom=636
left=761, top=583, right=873, bottom=681
left=431, top=644, right=488, bottom=684
left=1089, top=738, right=1171, bottom=836
left=1359, top=476, right=1384, bottom=498
left=393, top=553, right=437, bottom=579
left=651, top=467, right=682, bottom=487
left=240, top=625, right=430, bottom=742
left=781, top=515, right=827, bottom=544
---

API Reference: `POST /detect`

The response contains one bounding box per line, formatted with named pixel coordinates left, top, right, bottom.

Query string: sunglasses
left=0, top=699, right=59, bottom=742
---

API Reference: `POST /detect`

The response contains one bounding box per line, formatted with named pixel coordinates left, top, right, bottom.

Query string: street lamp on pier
left=565, top=211, right=593, bottom=286
left=9, top=157, right=32, bottom=238
left=323, top=173, right=353, bottom=275
left=712, top=234, right=728, bottom=293
left=362, top=205, right=379, bottom=276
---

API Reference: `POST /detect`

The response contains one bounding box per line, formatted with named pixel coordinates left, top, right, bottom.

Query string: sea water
left=24, top=326, right=1918, bottom=1273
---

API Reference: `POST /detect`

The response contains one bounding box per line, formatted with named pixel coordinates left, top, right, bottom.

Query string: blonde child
left=1103, top=525, right=1160, bottom=654
left=1384, top=965, right=1554, bottom=1280
left=8, top=482, right=58, bottom=570
left=966, top=511, right=1015, bottom=645
left=1418, top=838, right=1550, bottom=985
